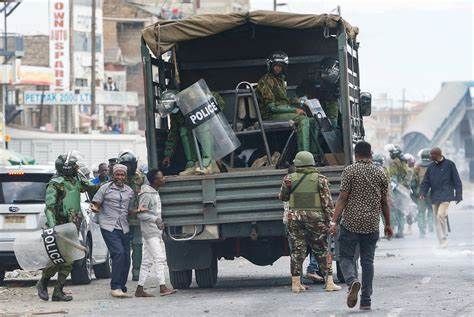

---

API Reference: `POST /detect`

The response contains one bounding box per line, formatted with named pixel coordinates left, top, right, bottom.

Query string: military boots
left=36, top=278, right=49, bottom=301
left=52, top=286, right=73, bottom=302
left=324, top=275, right=342, bottom=291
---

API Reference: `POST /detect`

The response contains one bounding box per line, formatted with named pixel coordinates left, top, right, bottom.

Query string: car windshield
left=0, top=173, right=52, bottom=204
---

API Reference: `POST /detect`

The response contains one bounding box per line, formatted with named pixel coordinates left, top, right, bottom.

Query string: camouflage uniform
left=126, top=172, right=145, bottom=280
left=279, top=166, right=333, bottom=277
left=411, top=163, right=434, bottom=235
left=163, top=92, right=225, bottom=170
left=388, top=158, right=409, bottom=237
left=39, top=174, right=97, bottom=300
left=256, top=73, right=322, bottom=156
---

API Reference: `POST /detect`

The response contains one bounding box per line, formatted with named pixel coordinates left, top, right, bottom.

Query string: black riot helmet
left=56, top=152, right=79, bottom=177
left=320, top=57, right=340, bottom=85
left=118, top=151, right=138, bottom=176
left=266, top=51, right=289, bottom=75
left=387, top=144, right=403, bottom=160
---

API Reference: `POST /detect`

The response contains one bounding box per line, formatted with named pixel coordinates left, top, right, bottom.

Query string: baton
left=446, top=215, right=451, bottom=233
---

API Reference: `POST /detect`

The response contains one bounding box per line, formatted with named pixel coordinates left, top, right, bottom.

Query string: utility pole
left=273, top=0, right=277, bottom=11
left=90, top=0, right=96, bottom=130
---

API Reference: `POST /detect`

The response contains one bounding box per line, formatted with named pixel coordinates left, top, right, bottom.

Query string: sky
left=4, top=0, right=473, bottom=104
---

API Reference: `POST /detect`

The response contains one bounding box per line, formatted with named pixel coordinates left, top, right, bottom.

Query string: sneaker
left=346, top=281, right=361, bottom=308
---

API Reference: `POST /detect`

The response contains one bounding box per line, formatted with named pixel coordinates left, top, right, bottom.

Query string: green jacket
left=256, top=72, right=298, bottom=120
left=388, top=158, right=409, bottom=187
left=44, top=176, right=97, bottom=228
left=126, top=172, right=146, bottom=225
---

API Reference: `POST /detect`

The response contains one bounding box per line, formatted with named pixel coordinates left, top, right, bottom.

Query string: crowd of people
left=36, top=150, right=176, bottom=301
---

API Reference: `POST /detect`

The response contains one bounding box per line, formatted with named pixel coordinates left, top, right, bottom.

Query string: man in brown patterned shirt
left=329, top=141, right=392, bottom=311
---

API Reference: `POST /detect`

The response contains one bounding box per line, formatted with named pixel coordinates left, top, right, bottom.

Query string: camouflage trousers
left=417, top=200, right=434, bottom=235
left=41, top=262, right=73, bottom=295
left=287, top=209, right=332, bottom=277
left=390, top=207, right=405, bottom=235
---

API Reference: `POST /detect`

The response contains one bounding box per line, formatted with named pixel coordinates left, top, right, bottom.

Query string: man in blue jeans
left=91, top=164, right=138, bottom=298
left=329, top=141, right=392, bottom=310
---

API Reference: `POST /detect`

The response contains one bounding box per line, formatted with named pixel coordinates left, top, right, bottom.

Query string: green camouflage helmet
left=293, top=151, right=315, bottom=167
left=373, top=153, right=385, bottom=166
left=418, top=148, right=431, bottom=161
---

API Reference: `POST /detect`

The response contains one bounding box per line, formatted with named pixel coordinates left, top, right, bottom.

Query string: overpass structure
left=403, top=81, right=474, bottom=180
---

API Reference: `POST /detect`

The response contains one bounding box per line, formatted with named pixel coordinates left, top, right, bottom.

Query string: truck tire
left=0, top=270, right=5, bottom=286
left=93, top=252, right=111, bottom=279
left=195, top=257, right=218, bottom=288
left=170, top=270, right=192, bottom=289
left=71, top=239, right=93, bottom=285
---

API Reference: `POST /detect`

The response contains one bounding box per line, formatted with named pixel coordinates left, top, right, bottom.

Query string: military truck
left=140, top=11, right=371, bottom=289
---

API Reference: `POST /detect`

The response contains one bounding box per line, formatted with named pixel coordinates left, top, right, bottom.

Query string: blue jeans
left=338, top=225, right=378, bottom=306
left=101, top=229, right=131, bottom=291
left=307, top=252, right=319, bottom=274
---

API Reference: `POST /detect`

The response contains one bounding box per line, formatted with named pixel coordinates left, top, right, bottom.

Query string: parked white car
left=0, top=165, right=111, bottom=285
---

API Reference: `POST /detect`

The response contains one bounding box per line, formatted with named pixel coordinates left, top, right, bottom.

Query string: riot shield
left=175, top=79, right=240, bottom=160
left=13, top=223, right=85, bottom=271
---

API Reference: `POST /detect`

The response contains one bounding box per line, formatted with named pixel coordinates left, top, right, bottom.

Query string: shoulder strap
left=290, top=173, right=309, bottom=194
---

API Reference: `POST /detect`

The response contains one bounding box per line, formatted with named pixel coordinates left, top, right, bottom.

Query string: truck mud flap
left=164, top=238, right=213, bottom=271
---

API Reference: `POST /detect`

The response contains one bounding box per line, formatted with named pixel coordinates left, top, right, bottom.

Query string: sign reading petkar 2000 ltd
left=23, top=91, right=139, bottom=106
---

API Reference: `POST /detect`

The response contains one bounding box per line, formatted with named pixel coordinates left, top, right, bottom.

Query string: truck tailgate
left=160, top=166, right=344, bottom=226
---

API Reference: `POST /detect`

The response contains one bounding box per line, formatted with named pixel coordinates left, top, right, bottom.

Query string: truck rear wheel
left=195, top=257, right=218, bottom=288
left=170, top=270, right=192, bottom=289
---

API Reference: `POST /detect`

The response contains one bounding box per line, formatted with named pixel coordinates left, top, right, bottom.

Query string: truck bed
left=160, top=166, right=345, bottom=226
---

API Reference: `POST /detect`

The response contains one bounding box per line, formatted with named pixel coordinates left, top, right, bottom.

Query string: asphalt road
left=1, top=205, right=473, bottom=317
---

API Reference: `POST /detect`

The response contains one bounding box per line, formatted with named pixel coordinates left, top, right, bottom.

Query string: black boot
left=36, top=278, right=49, bottom=301
left=52, top=286, right=73, bottom=302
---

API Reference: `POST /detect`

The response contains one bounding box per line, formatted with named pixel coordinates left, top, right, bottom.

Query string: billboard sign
left=49, top=0, right=70, bottom=91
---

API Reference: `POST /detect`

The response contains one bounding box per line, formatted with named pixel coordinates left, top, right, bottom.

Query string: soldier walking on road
left=387, top=145, right=409, bottom=238
left=329, top=141, right=392, bottom=311
left=420, top=147, right=462, bottom=248
left=36, top=153, right=97, bottom=302
left=410, top=149, right=434, bottom=237
left=279, top=151, right=341, bottom=293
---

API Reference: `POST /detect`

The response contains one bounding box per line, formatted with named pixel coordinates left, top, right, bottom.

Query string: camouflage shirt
left=279, top=167, right=334, bottom=222
left=44, top=176, right=98, bottom=228
left=256, top=73, right=297, bottom=120
left=388, top=158, right=409, bottom=187
left=126, top=172, right=145, bottom=225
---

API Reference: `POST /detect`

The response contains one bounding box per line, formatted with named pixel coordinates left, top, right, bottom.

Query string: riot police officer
left=256, top=51, right=323, bottom=159
left=36, top=153, right=97, bottom=301
left=411, top=149, right=435, bottom=237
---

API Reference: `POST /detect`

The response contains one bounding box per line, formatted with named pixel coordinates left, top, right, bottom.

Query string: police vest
left=288, top=172, right=322, bottom=211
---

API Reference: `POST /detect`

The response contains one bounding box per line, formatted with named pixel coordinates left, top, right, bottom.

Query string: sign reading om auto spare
left=184, top=97, right=221, bottom=128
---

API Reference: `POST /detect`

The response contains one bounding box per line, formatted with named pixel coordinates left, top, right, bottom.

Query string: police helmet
left=386, top=144, right=403, bottom=160
left=266, top=51, right=289, bottom=74
left=118, top=151, right=138, bottom=176
left=293, top=151, right=315, bottom=167
left=59, top=152, right=79, bottom=177
left=157, top=90, right=179, bottom=117
left=320, top=57, right=340, bottom=85
left=372, top=153, right=385, bottom=166
left=418, top=148, right=431, bottom=161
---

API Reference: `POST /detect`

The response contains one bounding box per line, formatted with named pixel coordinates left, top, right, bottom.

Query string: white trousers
left=138, top=235, right=167, bottom=286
